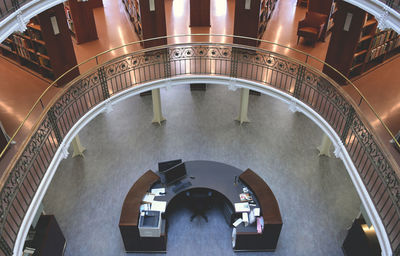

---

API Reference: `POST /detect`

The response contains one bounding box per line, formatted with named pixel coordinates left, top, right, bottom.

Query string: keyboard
left=172, top=181, right=192, bottom=193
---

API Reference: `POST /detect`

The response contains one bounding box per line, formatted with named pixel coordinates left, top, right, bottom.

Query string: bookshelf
left=233, top=0, right=278, bottom=47
left=122, top=0, right=167, bottom=48
left=324, top=1, right=400, bottom=84
left=0, top=4, right=79, bottom=86
left=190, top=0, right=210, bottom=27
left=88, top=0, right=103, bottom=8
left=63, top=0, right=98, bottom=44
left=0, top=22, right=55, bottom=80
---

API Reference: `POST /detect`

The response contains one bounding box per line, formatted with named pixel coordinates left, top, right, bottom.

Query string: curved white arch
left=1, top=0, right=400, bottom=44
left=13, top=76, right=392, bottom=256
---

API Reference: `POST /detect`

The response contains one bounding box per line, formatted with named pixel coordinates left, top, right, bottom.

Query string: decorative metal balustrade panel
left=0, top=44, right=400, bottom=255
left=385, top=0, right=400, bottom=12
left=0, top=0, right=28, bottom=20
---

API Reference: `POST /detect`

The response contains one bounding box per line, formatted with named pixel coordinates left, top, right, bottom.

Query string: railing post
left=11, top=0, right=20, bottom=9
left=47, top=107, right=62, bottom=145
left=97, top=66, right=110, bottom=100
left=293, top=65, right=305, bottom=99
left=0, top=236, right=12, bottom=256
left=341, top=107, right=355, bottom=143
left=163, top=48, right=171, bottom=79
left=230, top=47, right=239, bottom=78
left=386, top=0, right=394, bottom=8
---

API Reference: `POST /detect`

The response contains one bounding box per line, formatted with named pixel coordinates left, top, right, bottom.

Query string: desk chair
left=297, top=11, right=327, bottom=46
left=186, top=189, right=213, bottom=222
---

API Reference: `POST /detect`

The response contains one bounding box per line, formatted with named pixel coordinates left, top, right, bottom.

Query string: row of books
left=1, top=35, right=52, bottom=69
left=368, top=38, right=400, bottom=61
left=15, top=45, right=38, bottom=63
left=38, top=56, right=51, bottom=69
left=1, top=40, right=14, bottom=52
left=370, top=30, right=399, bottom=49
left=64, top=6, right=75, bottom=33
left=13, top=34, right=32, bottom=49
left=29, top=28, right=43, bottom=41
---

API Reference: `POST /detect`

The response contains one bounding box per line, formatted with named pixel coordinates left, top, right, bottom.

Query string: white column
left=72, top=135, right=86, bottom=158
left=317, top=134, right=332, bottom=157
left=152, top=88, right=166, bottom=125
left=236, top=88, right=250, bottom=124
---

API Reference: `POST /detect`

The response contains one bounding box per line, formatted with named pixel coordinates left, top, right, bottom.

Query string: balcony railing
left=0, top=35, right=399, bottom=255
left=385, top=0, right=400, bottom=12
left=0, top=0, right=26, bottom=20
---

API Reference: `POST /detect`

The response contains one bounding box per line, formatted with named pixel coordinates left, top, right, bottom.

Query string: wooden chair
left=297, top=11, right=328, bottom=46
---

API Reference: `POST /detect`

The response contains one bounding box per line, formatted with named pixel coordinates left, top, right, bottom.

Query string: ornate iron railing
left=386, top=0, right=400, bottom=12
left=0, top=0, right=27, bottom=20
left=0, top=36, right=400, bottom=255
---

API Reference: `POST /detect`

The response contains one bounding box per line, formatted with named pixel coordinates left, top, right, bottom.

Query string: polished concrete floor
left=43, top=85, right=360, bottom=255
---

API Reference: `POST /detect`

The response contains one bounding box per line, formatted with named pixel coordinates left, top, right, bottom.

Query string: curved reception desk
left=119, top=160, right=282, bottom=252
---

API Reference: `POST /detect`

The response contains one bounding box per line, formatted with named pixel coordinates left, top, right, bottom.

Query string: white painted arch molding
left=1, top=0, right=400, bottom=43
left=344, top=0, right=400, bottom=33
left=0, top=0, right=65, bottom=43
left=13, top=76, right=392, bottom=256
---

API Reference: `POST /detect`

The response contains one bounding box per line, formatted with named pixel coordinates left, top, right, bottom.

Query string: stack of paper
left=234, top=202, right=250, bottom=212
left=242, top=212, right=249, bottom=227
left=142, top=193, right=155, bottom=203
left=150, top=201, right=167, bottom=212
left=151, top=188, right=166, bottom=196
left=233, top=218, right=243, bottom=227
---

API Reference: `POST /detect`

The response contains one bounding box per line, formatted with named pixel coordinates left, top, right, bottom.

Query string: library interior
left=0, top=0, right=400, bottom=255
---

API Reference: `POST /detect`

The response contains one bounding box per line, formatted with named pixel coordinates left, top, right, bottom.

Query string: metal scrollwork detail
left=0, top=117, right=53, bottom=227
left=351, top=115, right=400, bottom=205
left=377, top=6, right=390, bottom=31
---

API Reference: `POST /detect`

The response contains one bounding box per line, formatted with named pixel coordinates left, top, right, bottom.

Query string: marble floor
left=43, top=84, right=360, bottom=255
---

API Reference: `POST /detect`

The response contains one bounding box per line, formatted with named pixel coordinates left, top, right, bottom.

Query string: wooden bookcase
left=190, top=0, right=210, bottom=27
left=233, top=0, right=278, bottom=47
left=23, top=215, right=66, bottom=256
left=63, top=0, right=98, bottom=44
left=323, top=1, right=400, bottom=84
left=87, top=0, right=103, bottom=8
left=0, top=4, right=79, bottom=86
left=122, top=0, right=166, bottom=48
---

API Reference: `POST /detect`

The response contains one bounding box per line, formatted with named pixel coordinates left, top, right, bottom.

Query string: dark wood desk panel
left=119, top=170, right=160, bottom=226
left=238, top=168, right=282, bottom=250
left=119, top=170, right=164, bottom=252
left=239, top=169, right=282, bottom=224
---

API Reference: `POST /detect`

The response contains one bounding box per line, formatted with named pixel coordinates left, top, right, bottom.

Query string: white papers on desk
left=242, top=212, right=249, bottom=227
left=151, top=188, right=166, bottom=196
left=253, top=208, right=260, bottom=217
left=150, top=201, right=167, bottom=212
left=232, top=218, right=243, bottom=227
left=142, top=193, right=155, bottom=203
left=234, top=202, right=250, bottom=212
left=140, top=203, right=151, bottom=212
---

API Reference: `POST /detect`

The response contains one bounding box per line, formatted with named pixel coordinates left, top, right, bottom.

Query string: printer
left=138, top=210, right=161, bottom=237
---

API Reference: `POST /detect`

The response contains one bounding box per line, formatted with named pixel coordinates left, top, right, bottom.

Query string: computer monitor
left=164, top=162, right=187, bottom=186
left=158, top=159, right=182, bottom=173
